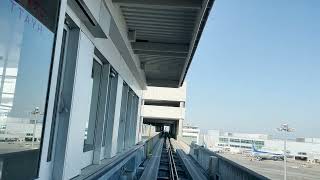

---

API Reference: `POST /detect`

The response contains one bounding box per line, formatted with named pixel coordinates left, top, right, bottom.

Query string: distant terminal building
left=206, top=130, right=270, bottom=150
left=181, top=123, right=200, bottom=145
left=204, top=130, right=320, bottom=163
left=0, top=119, right=42, bottom=142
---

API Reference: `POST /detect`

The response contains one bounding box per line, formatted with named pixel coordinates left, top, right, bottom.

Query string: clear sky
left=186, top=0, right=320, bottom=138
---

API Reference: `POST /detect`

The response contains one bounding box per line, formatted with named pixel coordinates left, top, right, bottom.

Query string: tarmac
left=220, top=153, right=320, bottom=180
left=0, top=142, right=39, bottom=154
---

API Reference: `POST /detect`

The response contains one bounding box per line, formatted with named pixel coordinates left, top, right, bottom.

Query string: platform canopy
left=114, top=0, right=214, bottom=87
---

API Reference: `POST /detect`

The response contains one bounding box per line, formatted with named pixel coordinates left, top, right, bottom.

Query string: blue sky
left=186, top=0, right=320, bottom=138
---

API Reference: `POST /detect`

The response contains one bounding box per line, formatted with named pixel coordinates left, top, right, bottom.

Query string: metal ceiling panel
left=113, top=0, right=214, bottom=87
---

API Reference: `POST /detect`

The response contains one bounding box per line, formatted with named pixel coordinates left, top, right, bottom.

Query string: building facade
left=181, top=123, right=200, bottom=145
left=207, top=130, right=269, bottom=150
left=0, top=0, right=212, bottom=179
left=204, top=130, right=320, bottom=162
left=141, top=84, right=186, bottom=139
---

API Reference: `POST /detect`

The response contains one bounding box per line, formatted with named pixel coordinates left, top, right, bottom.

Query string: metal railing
left=74, top=133, right=161, bottom=180
left=139, top=135, right=164, bottom=180
left=189, top=144, right=269, bottom=180
left=168, top=138, right=179, bottom=180
left=173, top=139, right=208, bottom=180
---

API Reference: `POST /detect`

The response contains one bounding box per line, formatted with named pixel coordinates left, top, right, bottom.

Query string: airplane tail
left=252, top=144, right=258, bottom=152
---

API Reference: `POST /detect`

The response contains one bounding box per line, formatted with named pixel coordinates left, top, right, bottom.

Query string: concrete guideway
left=171, top=140, right=207, bottom=180
left=139, top=133, right=208, bottom=180
left=139, top=138, right=164, bottom=179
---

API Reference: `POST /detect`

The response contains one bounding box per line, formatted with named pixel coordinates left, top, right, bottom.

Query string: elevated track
left=139, top=133, right=207, bottom=180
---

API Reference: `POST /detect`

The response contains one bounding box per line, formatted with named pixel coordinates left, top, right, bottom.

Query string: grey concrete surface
left=0, top=142, right=39, bottom=154
left=220, top=153, right=320, bottom=180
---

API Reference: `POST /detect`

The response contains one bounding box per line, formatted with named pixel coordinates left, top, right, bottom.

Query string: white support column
left=178, top=101, right=185, bottom=139
left=137, top=116, right=143, bottom=142
left=135, top=98, right=142, bottom=143
left=178, top=119, right=183, bottom=140
left=110, top=77, right=124, bottom=157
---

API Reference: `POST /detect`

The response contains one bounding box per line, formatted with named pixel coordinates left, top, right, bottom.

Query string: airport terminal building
left=0, top=0, right=213, bottom=179
left=181, top=123, right=200, bottom=145
left=205, top=130, right=320, bottom=163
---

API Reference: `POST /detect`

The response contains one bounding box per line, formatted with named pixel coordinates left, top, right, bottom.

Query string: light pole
left=31, top=107, right=40, bottom=148
left=277, top=124, right=294, bottom=180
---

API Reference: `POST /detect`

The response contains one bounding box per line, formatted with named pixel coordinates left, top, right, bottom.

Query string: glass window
left=117, top=85, right=139, bottom=152
left=219, top=137, right=229, bottom=143
left=129, top=95, right=139, bottom=146
left=117, top=83, right=129, bottom=153
left=144, top=100, right=180, bottom=107
left=102, top=68, right=118, bottom=148
left=124, top=90, right=140, bottom=149
left=47, top=27, right=68, bottom=161
left=254, top=140, right=265, bottom=146
left=230, top=138, right=240, bottom=143
left=83, top=60, right=102, bottom=152
left=124, top=90, right=134, bottom=149
left=241, top=139, right=253, bottom=144
left=0, top=0, right=59, bottom=179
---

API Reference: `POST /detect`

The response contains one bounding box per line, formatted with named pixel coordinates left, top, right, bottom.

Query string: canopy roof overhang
left=113, top=0, right=214, bottom=87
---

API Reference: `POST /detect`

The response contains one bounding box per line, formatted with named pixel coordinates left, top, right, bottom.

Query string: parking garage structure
left=141, top=84, right=187, bottom=139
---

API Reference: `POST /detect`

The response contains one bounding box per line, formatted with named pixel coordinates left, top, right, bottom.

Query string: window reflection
left=0, top=0, right=54, bottom=153
left=0, top=0, right=59, bottom=179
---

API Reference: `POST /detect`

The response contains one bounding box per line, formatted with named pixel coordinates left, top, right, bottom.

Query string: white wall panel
left=67, top=2, right=144, bottom=97
left=37, top=1, right=146, bottom=178
left=63, top=31, right=94, bottom=180
left=94, top=38, right=142, bottom=97
left=104, top=0, right=140, bottom=68
left=142, top=105, right=183, bottom=120
left=110, top=77, right=123, bottom=157
left=83, top=0, right=101, bottom=22
left=135, top=98, right=142, bottom=143
left=143, top=84, right=187, bottom=102
left=99, top=3, right=111, bottom=36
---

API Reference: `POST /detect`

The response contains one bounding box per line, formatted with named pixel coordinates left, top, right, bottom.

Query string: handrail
left=168, top=141, right=175, bottom=179
left=190, top=144, right=269, bottom=180
left=76, top=133, right=161, bottom=180
left=82, top=142, right=145, bottom=180
left=168, top=138, right=179, bottom=180
left=139, top=138, right=164, bottom=180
